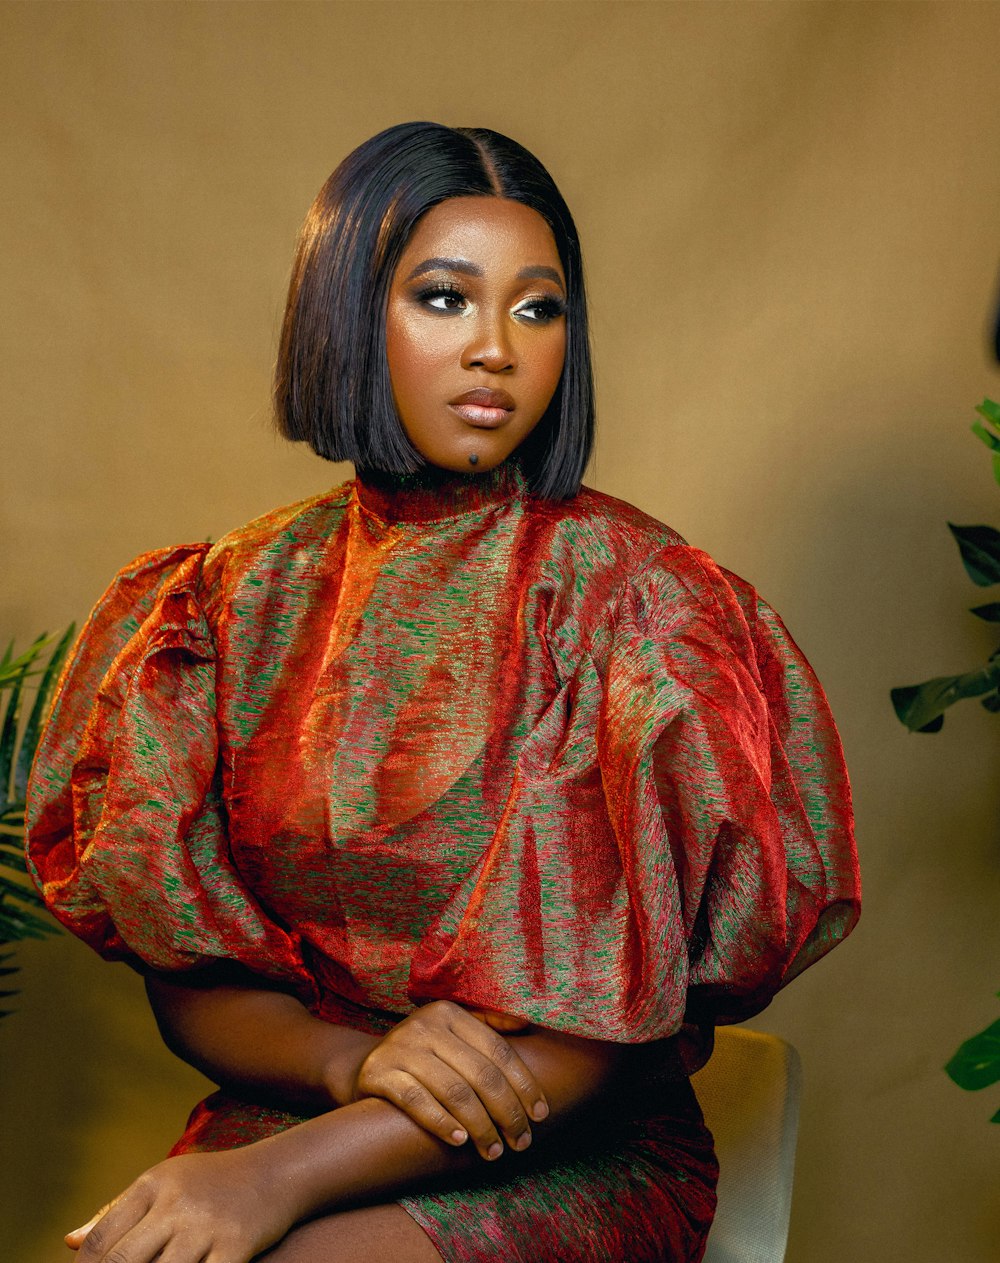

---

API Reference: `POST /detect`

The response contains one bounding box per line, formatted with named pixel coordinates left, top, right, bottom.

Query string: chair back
left=691, top=1026, right=802, bottom=1263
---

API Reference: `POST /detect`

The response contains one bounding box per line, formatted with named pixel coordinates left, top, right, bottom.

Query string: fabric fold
left=408, top=544, right=859, bottom=1038
left=25, top=543, right=313, bottom=1000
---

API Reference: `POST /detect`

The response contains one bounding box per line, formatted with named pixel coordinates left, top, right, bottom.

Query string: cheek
left=387, top=310, right=457, bottom=376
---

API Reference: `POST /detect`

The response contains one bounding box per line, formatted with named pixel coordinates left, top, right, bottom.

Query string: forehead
left=397, top=197, right=563, bottom=274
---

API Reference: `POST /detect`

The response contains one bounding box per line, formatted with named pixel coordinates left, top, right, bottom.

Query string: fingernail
left=531, top=1100, right=549, bottom=1120
left=514, top=1131, right=531, bottom=1150
left=487, top=1141, right=503, bottom=1160
left=451, top=1129, right=468, bottom=1144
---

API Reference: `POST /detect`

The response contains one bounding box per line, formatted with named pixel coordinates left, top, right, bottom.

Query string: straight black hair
left=273, top=122, right=595, bottom=499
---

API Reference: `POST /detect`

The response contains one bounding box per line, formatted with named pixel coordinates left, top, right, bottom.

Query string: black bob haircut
left=273, top=122, right=595, bottom=500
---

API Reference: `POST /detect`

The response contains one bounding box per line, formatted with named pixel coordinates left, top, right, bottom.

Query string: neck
left=352, top=456, right=529, bottom=524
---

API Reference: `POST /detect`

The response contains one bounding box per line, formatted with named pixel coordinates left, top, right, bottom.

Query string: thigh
left=397, top=1080, right=719, bottom=1263
left=258, top=1203, right=444, bottom=1263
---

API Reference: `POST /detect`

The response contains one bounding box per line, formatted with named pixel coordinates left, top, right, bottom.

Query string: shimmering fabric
left=25, top=455, right=859, bottom=1261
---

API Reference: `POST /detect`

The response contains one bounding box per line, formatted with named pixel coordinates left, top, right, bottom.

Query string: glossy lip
left=450, top=387, right=516, bottom=410
left=448, top=387, right=516, bottom=429
left=449, top=403, right=511, bottom=428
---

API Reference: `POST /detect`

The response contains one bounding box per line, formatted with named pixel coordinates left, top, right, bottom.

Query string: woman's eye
left=515, top=296, right=566, bottom=324
left=414, top=286, right=566, bottom=322
left=417, top=285, right=467, bottom=312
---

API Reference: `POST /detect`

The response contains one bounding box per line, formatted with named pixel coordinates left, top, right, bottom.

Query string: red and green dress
left=24, top=456, right=860, bottom=1262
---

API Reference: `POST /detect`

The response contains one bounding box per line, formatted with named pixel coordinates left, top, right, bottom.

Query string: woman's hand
left=64, top=1148, right=298, bottom=1263
left=348, top=1000, right=549, bottom=1161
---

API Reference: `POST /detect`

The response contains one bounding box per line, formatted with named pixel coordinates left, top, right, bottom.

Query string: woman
left=25, top=122, right=861, bottom=1263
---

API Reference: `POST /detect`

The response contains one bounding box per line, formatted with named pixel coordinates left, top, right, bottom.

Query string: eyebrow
left=404, top=257, right=565, bottom=290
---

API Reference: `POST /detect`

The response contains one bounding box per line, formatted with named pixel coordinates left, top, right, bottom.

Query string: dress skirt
left=170, top=1071, right=718, bottom=1263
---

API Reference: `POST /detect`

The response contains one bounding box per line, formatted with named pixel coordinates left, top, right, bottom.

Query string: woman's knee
left=258, top=1202, right=444, bottom=1263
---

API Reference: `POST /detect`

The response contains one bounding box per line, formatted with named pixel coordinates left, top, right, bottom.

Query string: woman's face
left=385, top=196, right=567, bottom=474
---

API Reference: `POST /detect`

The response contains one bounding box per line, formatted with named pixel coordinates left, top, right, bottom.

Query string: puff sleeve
left=409, top=544, right=860, bottom=1041
left=599, top=545, right=860, bottom=1029
left=24, top=545, right=314, bottom=1000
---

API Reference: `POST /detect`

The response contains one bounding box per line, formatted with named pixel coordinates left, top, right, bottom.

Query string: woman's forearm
left=144, top=968, right=378, bottom=1111
left=63, top=1026, right=647, bottom=1263
left=248, top=1024, right=635, bottom=1222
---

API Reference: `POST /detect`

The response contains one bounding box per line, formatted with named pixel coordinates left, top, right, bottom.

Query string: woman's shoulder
left=197, top=481, right=354, bottom=593
left=529, top=481, right=698, bottom=601
left=548, top=482, right=688, bottom=553
left=532, top=483, right=783, bottom=650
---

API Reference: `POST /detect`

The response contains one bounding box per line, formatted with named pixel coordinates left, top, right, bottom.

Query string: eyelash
left=415, top=283, right=566, bottom=324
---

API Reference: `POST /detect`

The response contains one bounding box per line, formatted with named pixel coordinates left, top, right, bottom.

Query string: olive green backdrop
left=3, top=2, right=999, bottom=1259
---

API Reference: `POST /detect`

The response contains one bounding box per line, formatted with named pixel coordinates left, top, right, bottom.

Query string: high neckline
left=351, top=456, right=530, bottom=525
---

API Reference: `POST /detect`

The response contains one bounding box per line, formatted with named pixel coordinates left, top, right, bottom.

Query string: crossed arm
left=67, top=965, right=657, bottom=1263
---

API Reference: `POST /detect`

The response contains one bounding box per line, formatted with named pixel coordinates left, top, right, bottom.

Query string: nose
left=460, top=307, right=516, bottom=373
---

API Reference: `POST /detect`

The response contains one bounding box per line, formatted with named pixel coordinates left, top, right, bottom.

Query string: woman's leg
left=259, top=1203, right=445, bottom=1263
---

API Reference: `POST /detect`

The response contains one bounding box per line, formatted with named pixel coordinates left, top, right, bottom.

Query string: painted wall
left=3, top=3, right=999, bottom=1259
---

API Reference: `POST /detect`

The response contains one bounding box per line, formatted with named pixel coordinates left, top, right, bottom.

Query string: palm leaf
left=0, top=629, right=71, bottom=993
left=14, top=622, right=73, bottom=801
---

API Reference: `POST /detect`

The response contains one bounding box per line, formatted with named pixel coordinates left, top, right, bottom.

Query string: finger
left=65, top=1206, right=109, bottom=1249
left=81, top=1217, right=174, bottom=1263
left=385, top=1061, right=505, bottom=1161
left=465, top=1006, right=533, bottom=1035
left=74, top=1188, right=150, bottom=1263
left=374, top=1068, right=476, bottom=1149
left=402, top=1052, right=516, bottom=1160
left=437, top=1040, right=534, bottom=1154
left=448, top=1012, right=549, bottom=1124
left=158, top=1239, right=215, bottom=1263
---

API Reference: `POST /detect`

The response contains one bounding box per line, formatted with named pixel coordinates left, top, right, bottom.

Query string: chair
left=690, top=1026, right=802, bottom=1263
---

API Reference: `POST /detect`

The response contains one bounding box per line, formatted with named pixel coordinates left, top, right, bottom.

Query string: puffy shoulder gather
left=23, top=544, right=313, bottom=997
left=602, top=544, right=861, bottom=1024
left=409, top=543, right=860, bottom=1036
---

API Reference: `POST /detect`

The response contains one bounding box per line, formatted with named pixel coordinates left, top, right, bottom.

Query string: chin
left=425, top=446, right=510, bottom=474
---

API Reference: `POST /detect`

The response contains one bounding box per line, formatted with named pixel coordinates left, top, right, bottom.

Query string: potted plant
left=891, top=397, right=1000, bottom=1121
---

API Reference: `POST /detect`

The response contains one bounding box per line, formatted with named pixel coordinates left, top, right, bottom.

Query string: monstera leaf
left=891, top=398, right=1000, bottom=1122
left=892, top=399, right=1000, bottom=734
left=945, top=1003, right=1000, bottom=1124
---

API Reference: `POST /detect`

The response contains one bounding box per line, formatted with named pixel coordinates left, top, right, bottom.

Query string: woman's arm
left=144, top=966, right=379, bottom=1112
left=145, top=969, right=554, bottom=1158
left=68, top=1021, right=641, bottom=1263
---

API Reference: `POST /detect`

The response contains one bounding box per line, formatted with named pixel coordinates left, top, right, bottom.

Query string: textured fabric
left=24, top=455, right=859, bottom=1260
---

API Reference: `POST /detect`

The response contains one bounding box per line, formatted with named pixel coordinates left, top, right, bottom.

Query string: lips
left=449, top=387, right=516, bottom=428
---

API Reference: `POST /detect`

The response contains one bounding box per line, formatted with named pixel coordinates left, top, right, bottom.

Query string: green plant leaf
left=0, top=872, right=40, bottom=902
left=890, top=661, right=1000, bottom=731
left=981, top=691, right=1000, bottom=713
left=0, top=662, right=28, bottom=815
left=0, top=632, right=52, bottom=691
left=947, top=523, right=1000, bottom=586
left=971, top=419, right=1000, bottom=453
left=974, top=397, right=1000, bottom=427
left=0, top=899, right=58, bottom=943
left=14, top=622, right=74, bottom=801
left=970, top=602, right=1000, bottom=621
left=945, top=1015, right=1000, bottom=1091
left=0, top=848, right=33, bottom=875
